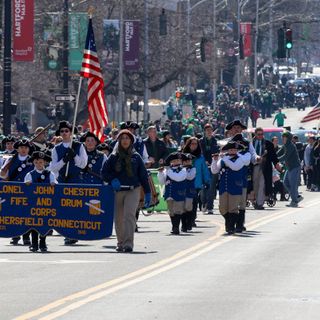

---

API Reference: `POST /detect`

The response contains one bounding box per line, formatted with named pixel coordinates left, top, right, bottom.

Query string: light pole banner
left=123, top=20, right=140, bottom=71
left=240, top=22, right=252, bottom=57
left=69, top=12, right=88, bottom=71
left=102, top=19, right=120, bottom=67
left=13, top=0, right=34, bottom=61
left=43, top=13, right=63, bottom=71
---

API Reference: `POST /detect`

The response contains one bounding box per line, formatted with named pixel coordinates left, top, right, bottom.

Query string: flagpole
left=65, top=8, right=94, bottom=179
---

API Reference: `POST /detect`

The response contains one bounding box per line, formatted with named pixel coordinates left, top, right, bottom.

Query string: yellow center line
left=14, top=199, right=320, bottom=320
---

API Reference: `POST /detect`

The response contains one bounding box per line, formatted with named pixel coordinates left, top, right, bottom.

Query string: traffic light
left=159, top=9, right=167, bottom=36
left=285, top=28, right=293, bottom=50
left=277, top=28, right=286, bottom=59
left=200, top=37, right=206, bottom=62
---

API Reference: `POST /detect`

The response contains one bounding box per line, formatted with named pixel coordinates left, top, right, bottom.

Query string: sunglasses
left=60, top=129, right=70, bottom=133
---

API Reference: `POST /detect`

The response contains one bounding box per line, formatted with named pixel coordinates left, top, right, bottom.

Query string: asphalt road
left=1, top=107, right=319, bottom=320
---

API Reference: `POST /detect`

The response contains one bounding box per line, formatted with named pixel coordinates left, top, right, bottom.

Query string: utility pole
left=143, top=0, right=149, bottom=123
left=3, top=0, right=12, bottom=135
left=118, top=0, right=124, bottom=123
left=63, top=0, right=69, bottom=116
left=186, top=0, right=191, bottom=94
left=268, top=0, right=273, bottom=64
left=253, top=0, right=259, bottom=90
left=212, top=0, right=217, bottom=108
left=237, top=0, right=240, bottom=101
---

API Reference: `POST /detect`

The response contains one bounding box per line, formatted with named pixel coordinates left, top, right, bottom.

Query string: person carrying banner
left=80, top=132, right=107, bottom=184
left=102, top=129, right=151, bottom=253
left=0, top=139, right=34, bottom=245
left=24, top=151, right=57, bottom=252
left=158, top=152, right=187, bottom=235
left=49, top=120, right=88, bottom=245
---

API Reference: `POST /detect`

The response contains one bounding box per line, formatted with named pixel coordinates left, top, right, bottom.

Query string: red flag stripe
left=301, top=105, right=320, bottom=123
left=80, top=19, right=108, bottom=138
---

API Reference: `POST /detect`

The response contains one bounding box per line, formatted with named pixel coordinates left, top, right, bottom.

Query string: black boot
left=185, top=211, right=193, bottom=231
left=236, top=210, right=245, bottom=233
left=23, top=231, right=31, bottom=246
left=222, top=213, right=229, bottom=233
left=171, top=215, right=180, bottom=235
left=228, top=213, right=235, bottom=235
left=181, top=213, right=188, bottom=232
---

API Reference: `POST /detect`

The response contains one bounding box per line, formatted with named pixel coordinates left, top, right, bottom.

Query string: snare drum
left=139, top=171, right=159, bottom=209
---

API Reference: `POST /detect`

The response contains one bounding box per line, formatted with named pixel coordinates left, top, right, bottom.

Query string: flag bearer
left=211, top=142, right=246, bottom=235
left=0, top=139, right=34, bottom=245
left=24, top=151, right=57, bottom=252
left=158, top=152, right=187, bottom=235
left=49, top=120, right=88, bottom=245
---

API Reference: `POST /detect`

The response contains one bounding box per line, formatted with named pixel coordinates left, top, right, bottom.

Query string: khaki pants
left=253, top=165, right=265, bottom=206
left=167, top=199, right=184, bottom=217
left=115, top=188, right=140, bottom=249
left=239, top=188, right=247, bottom=211
left=219, top=192, right=241, bottom=215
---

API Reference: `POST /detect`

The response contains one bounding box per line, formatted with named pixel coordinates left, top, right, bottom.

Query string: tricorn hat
left=30, top=151, right=52, bottom=162
left=55, top=121, right=78, bottom=136
left=1, top=135, right=16, bottom=149
left=164, top=152, right=183, bottom=166
left=80, top=131, right=100, bottom=145
left=14, top=138, right=33, bottom=149
left=221, top=141, right=244, bottom=152
left=181, top=153, right=195, bottom=161
left=226, top=119, right=247, bottom=131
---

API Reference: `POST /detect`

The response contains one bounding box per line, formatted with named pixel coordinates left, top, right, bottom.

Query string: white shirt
left=24, top=169, right=57, bottom=184
left=48, top=141, right=88, bottom=178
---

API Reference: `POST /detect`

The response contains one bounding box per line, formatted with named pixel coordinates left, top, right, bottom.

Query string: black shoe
left=116, top=246, right=123, bottom=252
left=40, top=246, right=47, bottom=252
left=135, top=225, right=139, bottom=233
left=255, top=205, right=265, bottom=210
left=192, top=222, right=197, bottom=227
left=123, top=246, right=133, bottom=253
left=207, top=210, right=214, bottom=215
left=23, top=239, right=31, bottom=246
left=64, top=239, right=78, bottom=245
left=10, top=239, right=19, bottom=245
left=29, top=245, right=38, bottom=252
left=47, top=230, right=54, bottom=236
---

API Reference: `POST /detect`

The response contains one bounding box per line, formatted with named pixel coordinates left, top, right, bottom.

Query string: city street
left=1, top=108, right=319, bottom=320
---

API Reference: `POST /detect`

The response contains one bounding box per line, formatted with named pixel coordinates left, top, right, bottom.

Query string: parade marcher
left=144, top=126, right=168, bottom=168
left=252, top=127, right=281, bottom=210
left=211, top=141, right=246, bottom=234
left=79, top=132, right=107, bottom=184
left=102, top=129, right=151, bottom=252
left=49, top=121, right=88, bottom=184
left=182, top=137, right=210, bottom=227
left=277, top=132, right=303, bottom=207
left=0, top=136, right=17, bottom=168
left=199, top=123, right=219, bottom=214
left=49, top=121, right=88, bottom=245
left=97, top=142, right=111, bottom=157
left=181, top=153, right=196, bottom=232
left=0, top=139, right=34, bottom=245
left=24, top=151, right=57, bottom=252
left=158, top=152, right=187, bottom=235
left=304, top=136, right=316, bottom=191
left=228, top=120, right=258, bottom=231
left=31, top=126, right=53, bottom=153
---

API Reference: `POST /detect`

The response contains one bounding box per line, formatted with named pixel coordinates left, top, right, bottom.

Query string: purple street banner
left=13, top=0, right=34, bottom=61
left=124, top=20, right=140, bottom=71
left=0, top=182, right=114, bottom=240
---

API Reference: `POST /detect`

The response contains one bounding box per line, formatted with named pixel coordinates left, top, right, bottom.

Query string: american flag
left=301, top=102, right=320, bottom=123
left=80, top=18, right=108, bottom=140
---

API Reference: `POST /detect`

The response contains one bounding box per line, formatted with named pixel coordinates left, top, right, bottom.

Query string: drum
left=139, top=171, right=159, bottom=210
